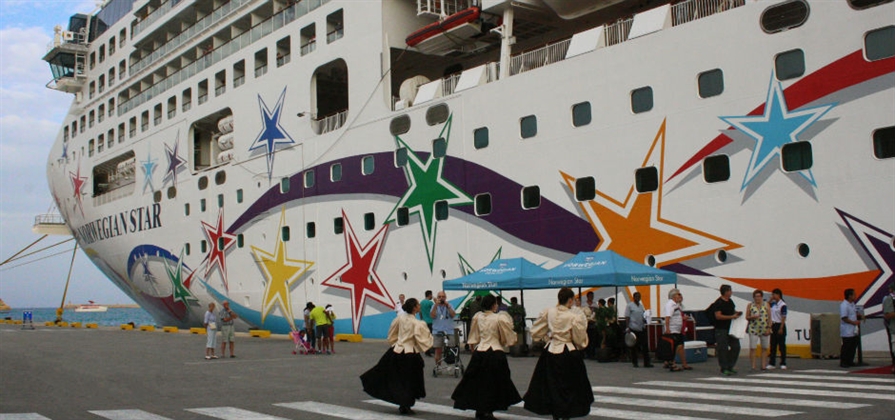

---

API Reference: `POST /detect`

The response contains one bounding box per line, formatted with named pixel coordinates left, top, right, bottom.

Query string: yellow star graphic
left=251, top=207, right=313, bottom=329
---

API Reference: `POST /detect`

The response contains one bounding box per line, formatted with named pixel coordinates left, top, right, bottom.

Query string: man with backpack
left=708, top=284, right=743, bottom=376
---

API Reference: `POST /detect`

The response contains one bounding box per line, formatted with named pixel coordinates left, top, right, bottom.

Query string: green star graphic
left=386, top=115, right=472, bottom=271
left=458, top=247, right=503, bottom=276
left=167, top=248, right=197, bottom=305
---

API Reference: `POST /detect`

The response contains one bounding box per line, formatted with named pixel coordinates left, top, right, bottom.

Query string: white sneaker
left=780, top=365, right=787, bottom=370
left=765, top=365, right=775, bottom=370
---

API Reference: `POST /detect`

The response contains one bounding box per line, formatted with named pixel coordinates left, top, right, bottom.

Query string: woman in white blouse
left=523, top=287, right=593, bottom=420
left=451, top=294, right=522, bottom=419
left=361, top=298, right=433, bottom=415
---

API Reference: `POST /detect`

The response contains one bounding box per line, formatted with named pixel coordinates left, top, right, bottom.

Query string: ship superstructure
left=43, top=0, right=895, bottom=350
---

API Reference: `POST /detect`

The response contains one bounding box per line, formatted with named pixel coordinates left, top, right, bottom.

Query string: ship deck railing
left=133, top=0, right=187, bottom=39
left=394, top=0, right=745, bottom=111
left=313, top=109, right=348, bottom=134
left=120, top=0, right=331, bottom=116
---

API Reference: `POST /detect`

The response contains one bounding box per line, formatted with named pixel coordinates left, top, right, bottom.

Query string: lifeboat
left=406, top=7, right=482, bottom=54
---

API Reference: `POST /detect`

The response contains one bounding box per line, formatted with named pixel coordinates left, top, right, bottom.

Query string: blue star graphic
left=141, top=146, right=158, bottom=193
left=720, top=73, right=834, bottom=191
left=61, top=142, right=68, bottom=160
left=249, top=88, right=294, bottom=180
left=163, top=133, right=186, bottom=187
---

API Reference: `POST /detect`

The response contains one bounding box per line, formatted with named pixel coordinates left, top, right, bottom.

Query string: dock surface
left=1, top=323, right=893, bottom=420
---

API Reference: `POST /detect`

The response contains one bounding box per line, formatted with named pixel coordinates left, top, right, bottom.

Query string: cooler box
left=675, top=340, right=707, bottom=363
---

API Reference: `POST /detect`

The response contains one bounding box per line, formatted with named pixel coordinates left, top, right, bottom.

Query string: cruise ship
left=42, top=0, right=894, bottom=349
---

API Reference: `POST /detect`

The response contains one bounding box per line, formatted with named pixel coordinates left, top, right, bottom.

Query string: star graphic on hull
left=166, top=248, right=197, bottom=305
left=563, top=120, right=740, bottom=313
left=719, top=72, right=834, bottom=191
left=249, top=88, right=295, bottom=181
left=837, top=209, right=895, bottom=314
left=141, top=146, right=158, bottom=193
left=201, top=209, right=237, bottom=291
left=386, top=115, right=472, bottom=271
left=162, top=133, right=186, bottom=188
left=322, top=211, right=394, bottom=334
left=139, top=253, right=156, bottom=283
left=458, top=248, right=503, bottom=276
left=251, top=207, right=313, bottom=330
left=69, top=161, right=88, bottom=217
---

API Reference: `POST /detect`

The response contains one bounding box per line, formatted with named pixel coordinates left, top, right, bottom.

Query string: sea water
left=3, top=307, right=155, bottom=327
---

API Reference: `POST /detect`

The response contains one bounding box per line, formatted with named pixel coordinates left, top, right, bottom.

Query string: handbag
left=729, top=314, right=746, bottom=339
left=208, top=321, right=217, bottom=330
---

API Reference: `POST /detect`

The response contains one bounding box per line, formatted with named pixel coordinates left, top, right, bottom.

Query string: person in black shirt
left=710, top=284, right=743, bottom=375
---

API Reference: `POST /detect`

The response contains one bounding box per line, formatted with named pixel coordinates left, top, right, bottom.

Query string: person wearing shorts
left=310, top=304, right=332, bottom=354
left=746, top=290, right=770, bottom=370
left=218, top=300, right=238, bottom=358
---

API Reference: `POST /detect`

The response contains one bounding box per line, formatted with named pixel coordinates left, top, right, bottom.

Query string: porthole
left=703, top=155, right=731, bottom=183
left=198, top=176, right=208, bottom=190
left=873, top=126, right=895, bottom=159
left=395, top=147, right=408, bottom=167
left=760, top=0, right=809, bottom=34
left=280, top=177, right=290, bottom=193
left=201, top=240, right=207, bottom=253
left=237, top=234, right=244, bottom=248
left=520, top=115, right=537, bottom=139
left=306, top=222, right=316, bottom=238
left=334, top=217, right=344, bottom=234
left=474, top=193, right=492, bottom=216
left=390, top=115, right=411, bottom=135
left=434, top=200, right=449, bottom=221
left=153, top=191, right=161, bottom=203
left=781, top=141, right=812, bottom=172
left=217, top=194, right=223, bottom=208
left=402, top=272, right=408, bottom=280
left=184, top=243, right=191, bottom=256
left=631, top=86, right=653, bottom=114
left=646, top=255, right=656, bottom=267
left=440, top=269, right=447, bottom=279
left=797, top=243, right=810, bottom=258
left=715, top=249, right=728, bottom=264
left=433, top=137, right=447, bottom=158
left=215, top=170, right=226, bottom=185
left=775, top=49, right=805, bottom=81
left=425, top=103, right=449, bottom=126
left=282, top=226, right=290, bottom=242
left=521, top=186, right=541, bottom=210
left=184, top=203, right=190, bottom=216
left=236, top=189, right=243, bottom=203
left=697, top=69, right=724, bottom=98
left=848, top=0, right=894, bottom=10
left=304, top=170, right=315, bottom=188
left=474, top=127, right=489, bottom=149
left=572, top=102, right=592, bottom=127
left=331, top=163, right=342, bottom=182
left=167, top=186, right=177, bottom=199
left=635, top=167, right=659, bottom=193
left=362, top=156, right=375, bottom=175
left=865, top=26, right=895, bottom=61
left=396, top=207, right=410, bottom=226
left=364, top=212, right=375, bottom=231
left=575, top=177, right=596, bottom=201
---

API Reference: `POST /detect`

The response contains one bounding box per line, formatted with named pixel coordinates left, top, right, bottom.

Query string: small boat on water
left=74, top=301, right=108, bottom=313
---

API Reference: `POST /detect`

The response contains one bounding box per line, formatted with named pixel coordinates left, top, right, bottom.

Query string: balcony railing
left=133, top=0, right=187, bottom=38
left=509, top=39, right=571, bottom=76
left=255, top=65, right=268, bottom=78
left=131, top=0, right=253, bottom=75
left=672, top=0, right=745, bottom=26
left=234, top=75, right=245, bottom=87
left=276, top=53, right=291, bottom=67
left=198, top=94, right=208, bottom=105
left=326, top=27, right=343, bottom=43
left=313, top=110, right=348, bottom=134
left=300, top=40, right=316, bottom=56
left=215, top=85, right=226, bottom=96
left=119, top=0, right=330, bottom=116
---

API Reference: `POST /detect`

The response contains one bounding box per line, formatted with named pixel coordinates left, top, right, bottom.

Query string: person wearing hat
left=625, top=292, right=652, bottom=368
left=881, top=282, right=895, bottom=374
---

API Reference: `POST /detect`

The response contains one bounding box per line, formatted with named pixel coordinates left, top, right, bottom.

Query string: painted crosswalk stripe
left=591, top=386, right=869, bottom=409
left=700, top=377, right=895, bottom=391
left=640, top=381, right=895, bottom=401
left=90, top=410, right=173, bottom=420
left=591, top=395, right=799, bottom=417
left=277, top=401, right=408, bottom=420
left=586, top=407, right=715, bottom=420
left=365, top=400, right=540, bottom=419
left=0, top=415, right=52, bottom=420
left=753, top=373, right=895, bottom=383
left=794, top=369, right=846, bottom=374
left=185, top=407, right=289, bottom=420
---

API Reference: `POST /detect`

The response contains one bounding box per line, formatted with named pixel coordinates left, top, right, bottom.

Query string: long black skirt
left=523, top=348, right=593, bottom=418
left=451, top=349, right=522, bottom=412
left=360, top=348, right=425, bottom=407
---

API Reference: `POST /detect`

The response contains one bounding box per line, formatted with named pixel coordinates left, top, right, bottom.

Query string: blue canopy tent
left=521, top=251, right=677, bottom=289
left=442, top=258, right=547, bottom=291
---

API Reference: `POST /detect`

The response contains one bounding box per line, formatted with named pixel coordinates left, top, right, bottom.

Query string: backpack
left=704, top=301, right=716, bottom=326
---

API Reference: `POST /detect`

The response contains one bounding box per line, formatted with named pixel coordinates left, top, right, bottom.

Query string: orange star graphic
left=562, top=120, right=741, bottom=312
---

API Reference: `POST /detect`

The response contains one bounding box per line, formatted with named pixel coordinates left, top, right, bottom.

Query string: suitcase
left=656, top=334, right=676, bottom=362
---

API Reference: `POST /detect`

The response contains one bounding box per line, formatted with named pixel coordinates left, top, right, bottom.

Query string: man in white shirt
left=839, top=288, right=861, bottom=368
left=396, top=293, right=406, bottom=315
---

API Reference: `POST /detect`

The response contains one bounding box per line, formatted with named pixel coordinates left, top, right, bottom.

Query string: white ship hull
left=43, top=0, right=895, bottom=351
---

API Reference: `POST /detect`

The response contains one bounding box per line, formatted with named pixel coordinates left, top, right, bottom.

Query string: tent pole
left=520, top=290, right=524, bottom=309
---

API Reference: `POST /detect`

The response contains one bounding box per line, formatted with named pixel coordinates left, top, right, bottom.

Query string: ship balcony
left=33, top=213, right=71, bottom=236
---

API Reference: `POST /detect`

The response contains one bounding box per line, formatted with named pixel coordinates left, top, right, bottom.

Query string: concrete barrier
left=335, top=333, right=362, bottom=342
left=190, top=327, right=206, bottom=334
left=163, top=326, right=179, bottom=333
left=249, top=330, right=271, bottom=338
left=70, top=322, right=82, bottom=328
left=85, top=323, right=98, bottom=329
left=139, top=325, right=155, bottom=332
left=120, top=324, right=134, bottom=330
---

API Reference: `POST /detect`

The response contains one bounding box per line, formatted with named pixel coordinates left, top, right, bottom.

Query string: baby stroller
left=291, top=330, right=313, bottom=355
left=433, top=327, right=465, bottom=378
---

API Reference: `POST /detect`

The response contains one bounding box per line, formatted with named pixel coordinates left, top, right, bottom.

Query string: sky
left=0, top=0, right=135, bottom=308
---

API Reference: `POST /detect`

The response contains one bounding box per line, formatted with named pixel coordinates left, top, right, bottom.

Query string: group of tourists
left=361, top=287, right=591, bottom=420
left=202, top=300, right=238, bottom=360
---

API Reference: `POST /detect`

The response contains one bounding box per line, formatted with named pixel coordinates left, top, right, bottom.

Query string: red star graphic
left=321, top=211, right=394, bottom=333
left=69, top=163, right=88, bottom=216
left=201, top=209, right=237, bottom=291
